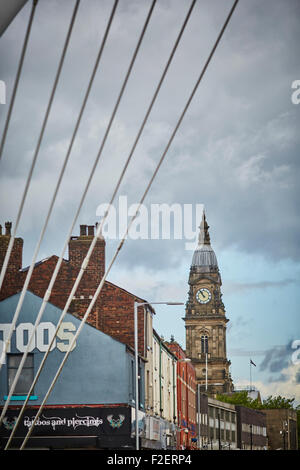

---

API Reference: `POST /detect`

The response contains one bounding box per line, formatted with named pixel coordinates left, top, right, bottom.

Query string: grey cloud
left=268, top=367, right=300, bottom=385
left=259, top=341, right=295, bottom=374
left=228, top=341, right=298, bottom=383
left=223, top=278, right=300, bottom=294
left=268, top=372, right=290, bottom=384
left=0, top=0, right=300, bottom=273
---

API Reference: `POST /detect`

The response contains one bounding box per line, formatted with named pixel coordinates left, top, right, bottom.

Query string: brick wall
left=68, top=224, right=105, bottom=283
left=97, top=282, right=146, bottom=355
left=165, top=340, right=197, bottom=449
left=0, top=222, right=23, bottom=300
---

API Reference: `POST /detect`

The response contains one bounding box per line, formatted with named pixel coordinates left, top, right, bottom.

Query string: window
left=154, top=379, right=157, bottom=409
left=131, top=359, right=135, bottom=401
left=138, top=363, right=142, bottom=407
left=8, top=354, right=34, bottom=395
left=154, top=342, right=157, bottom=370
left=201, top=335, right=208, bottom=354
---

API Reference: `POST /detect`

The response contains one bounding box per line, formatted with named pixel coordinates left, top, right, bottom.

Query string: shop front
left=0, top=405, right=135, bottom=450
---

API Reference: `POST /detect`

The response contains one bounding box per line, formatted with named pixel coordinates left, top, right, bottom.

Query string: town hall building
left=184, top=211, right=233, bottom=395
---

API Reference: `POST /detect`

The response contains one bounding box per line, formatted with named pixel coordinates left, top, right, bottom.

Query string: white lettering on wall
left=36, top=322, right=56, bottom=352
left=0, top=321, right=77, bottom=355
left=0, top=324, right=13, bottom=353
left=16, top=323, right=35, bottom=353
left=57, top=322, right=76, bottom=352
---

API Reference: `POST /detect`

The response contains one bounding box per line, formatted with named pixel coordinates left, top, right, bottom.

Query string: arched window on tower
left=201, top=335, right=208, bottom=354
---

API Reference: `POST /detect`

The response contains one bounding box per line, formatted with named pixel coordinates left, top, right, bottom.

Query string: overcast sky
left=0, top=0, right=299, bottom=403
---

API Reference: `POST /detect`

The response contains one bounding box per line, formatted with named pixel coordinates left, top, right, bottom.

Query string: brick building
left=165, top=338, right=197, bottom=449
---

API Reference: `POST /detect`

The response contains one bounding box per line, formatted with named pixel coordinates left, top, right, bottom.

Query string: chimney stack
left=5, top=221, right=12, bottom=236
left=68, top=224, right=105, bottom=282
left=80, top=225, right=87, bottom=237
left=87, top=225, right=94, bottom=237
left=0, top=221, right=23, bottom=278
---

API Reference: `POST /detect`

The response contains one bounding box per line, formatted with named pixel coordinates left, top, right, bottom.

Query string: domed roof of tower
left=191, top=210, right=218, bottom=271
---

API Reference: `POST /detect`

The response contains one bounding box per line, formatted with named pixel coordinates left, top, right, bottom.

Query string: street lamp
left=133, top=301, right=184, bottom=450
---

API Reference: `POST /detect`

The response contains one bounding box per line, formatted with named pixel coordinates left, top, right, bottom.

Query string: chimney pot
left=88, top=225, right=94, bottom=237
left=5, top=221, right=12, bottom=236
left=80, top=225, right=87, bottom=237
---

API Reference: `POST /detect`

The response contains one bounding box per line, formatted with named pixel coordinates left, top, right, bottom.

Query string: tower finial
left=198, top=209, right=211, bottom=245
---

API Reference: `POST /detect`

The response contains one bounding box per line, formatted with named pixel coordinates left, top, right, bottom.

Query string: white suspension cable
left=0, top=0, right=119, bottom=424
left=4, top=0, right=196, bottom=449
left=0, top=0, right=80, bottom=294
left=0, top=0, right=81, bottom=379
left=3, top=0, right=156, bottom=447
left=19, top=0, right=239, bottom=450
left=0, top=0, right=39, bottom=161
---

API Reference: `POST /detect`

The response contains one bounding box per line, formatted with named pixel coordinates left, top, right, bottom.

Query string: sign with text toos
left=0, top=406, right=131, bottom=437
left=0, top=321, right=77, bottom=356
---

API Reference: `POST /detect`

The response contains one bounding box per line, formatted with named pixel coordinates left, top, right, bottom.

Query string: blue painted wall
left=0, top=291, right=144, bottom=408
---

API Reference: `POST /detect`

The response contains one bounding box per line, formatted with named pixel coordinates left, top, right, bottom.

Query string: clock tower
left=184, top=210, right=233, bottom=395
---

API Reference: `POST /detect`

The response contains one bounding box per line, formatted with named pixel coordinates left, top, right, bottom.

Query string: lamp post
left=133, top=301, right=183, bottom=450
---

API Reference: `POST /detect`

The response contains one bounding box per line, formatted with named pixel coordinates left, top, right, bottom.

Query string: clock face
left=196, top=288, right=211, bottom=304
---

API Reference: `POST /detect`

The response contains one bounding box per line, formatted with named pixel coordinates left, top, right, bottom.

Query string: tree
left=216, top=391, right=255, bottom=407
left=259, top=395, right=295, bottom=410
left=216, top=392, right=296, bottom=410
